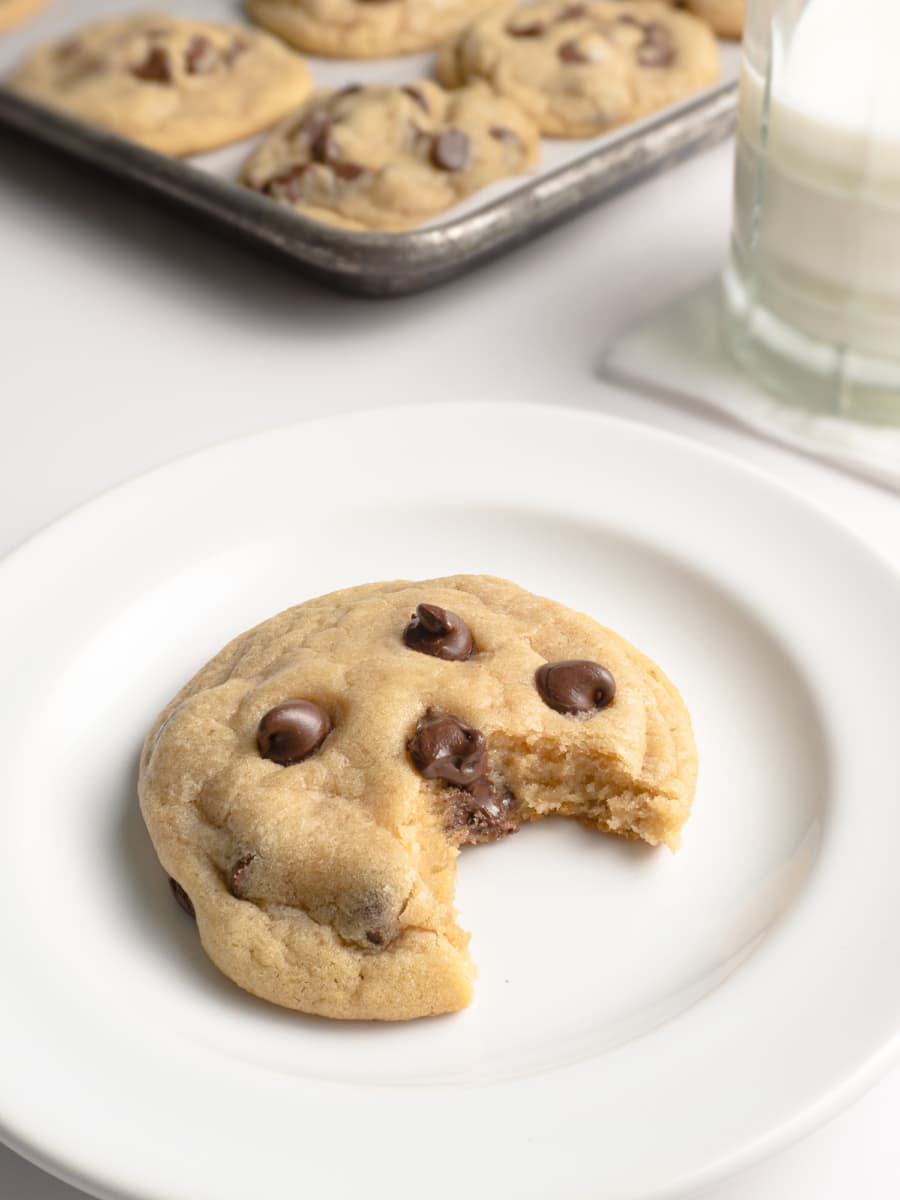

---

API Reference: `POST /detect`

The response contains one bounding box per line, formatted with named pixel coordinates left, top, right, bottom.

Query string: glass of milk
left=724, top=0, right=900, bottom=424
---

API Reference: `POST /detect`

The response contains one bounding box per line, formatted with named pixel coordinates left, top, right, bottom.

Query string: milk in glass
left=725, top=0, right=900, bottom=423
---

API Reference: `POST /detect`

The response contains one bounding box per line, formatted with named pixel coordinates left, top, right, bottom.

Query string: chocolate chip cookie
left=0, top=0, right=47, bottom=33
left=245, top=0, right=502, bottom=58
left=139, top=575, right=698, bottom=1021
left=7, top=13, right=313, bottom=156
left=241, top=82, right=539, bottom=231
left=438, top=0, right=720, bottom=138
left=681, top=0, right=743, bottom=39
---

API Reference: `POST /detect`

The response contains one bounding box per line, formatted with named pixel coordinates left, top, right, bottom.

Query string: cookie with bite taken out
left=139, top=575, right=697, bottom=1020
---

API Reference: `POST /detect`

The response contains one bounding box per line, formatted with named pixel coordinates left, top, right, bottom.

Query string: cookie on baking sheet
left=0, top=0, right=46, bottom=33
left=241, top=81, right=539, bottom=231
left=6, top=12, right=313, bottom=156
left=438, top=0, right=720, bottom=138
left=245, top=0, right=501, bottom=59
left=139, top=575, right=698, bottom=1021
left=681, top=0, right=743, bottom=40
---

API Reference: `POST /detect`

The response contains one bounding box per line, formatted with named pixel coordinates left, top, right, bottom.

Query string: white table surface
left=2, top=112, right=899, bottom=1199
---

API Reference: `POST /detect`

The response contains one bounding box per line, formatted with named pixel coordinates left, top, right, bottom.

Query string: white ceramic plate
left=3, top=404, right=900, bottom=1200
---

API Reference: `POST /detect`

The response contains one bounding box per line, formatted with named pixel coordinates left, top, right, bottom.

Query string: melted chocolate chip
left=224, top=36, right=250, bottom=64
left=311, top=125, right=338, bottom=164
left=184, top=34, right=218, bottom=74
left=169, top=877, right=195, bottom=918
left=228, top=851, right=257, bottom=898
left=55, top=37, right=82, bottom=62
left=447, top=776, right=520, bottom=845
left=299, top=108, right=332, bottom=146
left=507, top=19, right=546, bottom=36
left=637, top=23, right=675, bottom=67
left=258, top=700, right=332, bottom=765
left=535, top=660, right=616, bottom=715
left=409, top=711, right=519, bottom=844
left=131, top=47, right=173, bottom=83
left=431, top=129, right=471, bottom=171
left=557, top=3, right=587, bottom=19
left=558, top=39, right=591, bottom=63
left=403, top=603, right=474, bottom=661
left=407, top=710, right=487, bottom=786
left=263, top=163, right=311, bottom=201
left=332, top=161, right=368, bottom=181
left=402, top=85, right=430, bottom=113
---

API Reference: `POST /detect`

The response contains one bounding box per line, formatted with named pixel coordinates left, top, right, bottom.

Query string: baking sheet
left=0, top=0, right=740, bottom=293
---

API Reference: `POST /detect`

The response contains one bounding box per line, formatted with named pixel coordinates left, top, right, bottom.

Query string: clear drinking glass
left=724, top=0, right=900, bottom=424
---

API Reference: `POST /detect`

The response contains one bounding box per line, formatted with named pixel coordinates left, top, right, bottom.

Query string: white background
left=2, top=109, right=899, bottom=1198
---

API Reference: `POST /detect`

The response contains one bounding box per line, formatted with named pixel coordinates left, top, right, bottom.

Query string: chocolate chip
left=184, top=34, right=219, bottom=74
left=262, top=163, right=311, bottom=202
left=228, top=851, right=257, bottom=898
left=507, top=19, right=546, bottom=35
left=557, top=3, right=587, bottom=19
left=365, top=929, right=385, bottom=945
left=490, top=125, right=522, bottom=150
left=55, top=37, right=82, bottom=62
left=409, top=710, right=519, bottom=845
left=258, top=700, right=332, bottom=765
left=637, top=23, right=675, bottom=67
left=131, top=47, right=173, bottom=83
left=311, top=125, right=337, bottom=164
left=169, top=877, right=195, bottom=919
left=431, top=129, right=471, bottom=171
left=298, top=108, right=332, bottom=147
left=408, top=710, right=487, bottom=786
left=535, top=660, right=616, bottom=715
left=446, top=776, right=520, bottom=845
left=403, top=603, right=474, bottom=661
left=558, top=39, right=591, bottom=63
left=224, top=36, right=250, bottom=64
left=332, top=161, right=368, bottom=181
left=402, top=85, right=430, bottom=113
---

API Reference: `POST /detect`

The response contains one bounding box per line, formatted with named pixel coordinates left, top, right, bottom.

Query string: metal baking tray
left=0, top=0, right=739, bottom=295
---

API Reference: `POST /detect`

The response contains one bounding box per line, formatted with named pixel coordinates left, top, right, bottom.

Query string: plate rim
left=3, top=399, right=897, bottom=578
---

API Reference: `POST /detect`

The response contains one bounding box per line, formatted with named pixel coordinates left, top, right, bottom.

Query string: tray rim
left=0, top=78, right=737, bottom=294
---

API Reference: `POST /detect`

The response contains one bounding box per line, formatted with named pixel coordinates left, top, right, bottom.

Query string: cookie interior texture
left=139, top=575, right=698, bottom=1020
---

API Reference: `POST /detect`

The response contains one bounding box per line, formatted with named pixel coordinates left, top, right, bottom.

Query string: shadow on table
left=0, top=121, right=548, bottom=328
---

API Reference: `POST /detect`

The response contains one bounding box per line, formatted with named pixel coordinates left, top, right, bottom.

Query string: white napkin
left=603, top=281, right=900, bottom=493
